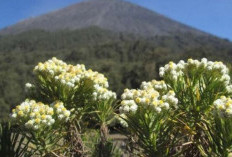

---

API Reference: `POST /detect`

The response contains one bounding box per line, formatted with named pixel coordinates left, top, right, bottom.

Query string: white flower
left=48, top=70, right=54, bottom=75
left=130, top=105, right=138, bottom=112
left=213, top=97, right=232, bottom=117
left=172, top=75, right=177, bottom=81
left=214, top=99, right=223, bottom=106
left=163, top=102, right=169, bottom=109
left=123, top=106, right=130, bottom=112
left=226, top=85, right=232, bottom=93
left=61, top=79, right=66, bottom=84
left=226, top=109, right=232, bottom=115
left=25, top=83, right=33, bottom=88
left=121, top=93, right=127, bottom=99
left=11, top=113, right=17, bottom=118
left=33, top=125, right=39, bottom=130
left=58, top=114, right=64, bottom=120
left=119, top=106, right=123, bottom=113
left=64, top=110, right=71, bottom=117
left=57, top=108, right=62, bottom=113
left=159, top=71, right=164, bottom=77
left=30, top=113, right=36, bottom=118
left=50, top=119, right=55, bottom=124
left=155, top=107, right=161, bottom=113
left=93, top=92, right=97, bottom=97
left=42, top=120, right=47, bottom=124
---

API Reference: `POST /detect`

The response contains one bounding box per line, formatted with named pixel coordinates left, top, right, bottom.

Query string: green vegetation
left=118, top=58, right=232, bottom=156
left=0, top=27, right=232, bottom=119
left=4, top=57, right=232, bottom=156
left=7, top=58, right=120, bottom=156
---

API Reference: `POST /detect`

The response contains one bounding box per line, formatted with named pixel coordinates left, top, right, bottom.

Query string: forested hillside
left=0, top=27, right=232, bottom=118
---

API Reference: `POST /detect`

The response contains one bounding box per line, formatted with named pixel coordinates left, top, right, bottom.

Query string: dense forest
left=0, top=26, right=232, bottom=119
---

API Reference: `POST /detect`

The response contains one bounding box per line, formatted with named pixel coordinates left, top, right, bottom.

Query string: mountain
left=0, top=0, right=208, bottom=36
left=0, top=0, right=232, bottom=119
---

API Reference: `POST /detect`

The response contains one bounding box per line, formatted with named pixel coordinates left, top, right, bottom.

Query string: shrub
left=10, top=58, right=119, bottom=156
left=118, top=58, right=232, bottom=156
left=7, top=57, right=232, bottom=156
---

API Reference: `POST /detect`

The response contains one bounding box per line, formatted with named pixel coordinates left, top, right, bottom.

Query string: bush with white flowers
left=9, top=57, right=232, bottom=156
left=158, top=58, right=232, bottom=156
left=118, top=58, right=232, bottom=156
left=213, top=96, right=232, bottom=117
left=33, top=57, right=109, bottom=89
left=119, top=88, right=177, bottom=114
left=92, top=84, right=116, bottom=101
left=10, top=58, right=118, bottom=156
left=10, top=100, right=71, bottom=155
left=118, top=81, right=178, bottom=156
left=30, top=57, right=115, bottom=110
left=207, top=96, right=232, bottom=156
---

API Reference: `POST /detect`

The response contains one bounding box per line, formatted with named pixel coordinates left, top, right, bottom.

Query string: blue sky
left=0, top=0, right=232, bottom=40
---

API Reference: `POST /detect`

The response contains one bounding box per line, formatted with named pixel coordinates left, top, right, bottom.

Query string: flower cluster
left=159, top=60, right=185, bottom=80
left=82, top=70, right=109, bottom=88
left=159, top=58, right=230, bottom=87
left=226, top=85, right=232, bottom=94
left=118, top=84, right=178, bottom=127
left=34, top=57, right=69, bottom=75
left=141, top=80, right=167, bottom=93
left=162, top=90, right=178, bottom=108
left=119, top=87, right=178, bottom=114
left=33, top=57, right=115, bottom=100
left=11, top=100, right=70, bottom=130
left=93, top=84, right=116, bottom=101
left=51, top=101, right=71, bottom=121
left=213, top=96, right=232, bottom=117
left=33, top=57, right=109, bottom=89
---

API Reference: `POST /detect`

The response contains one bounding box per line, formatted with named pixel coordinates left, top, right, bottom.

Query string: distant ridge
left=0, top=0, right=208, bottom=36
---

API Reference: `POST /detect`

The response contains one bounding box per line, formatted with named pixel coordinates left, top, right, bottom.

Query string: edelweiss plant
left=118, top=81, right=178, bottom=156
left=207, top=96, right=232, bottom=157
left=10, top=57, right=118, bottom=156
left=30, top=57, right=113, bottom=109
left=119, top=58, right=232, bottom=156
left=9, top=57, right=232, bottom=156
left=10, top=100, right=70, bottom=156
left=159, top=58, right=232, bottom=156
left=11, top=100, right=70, bottom=130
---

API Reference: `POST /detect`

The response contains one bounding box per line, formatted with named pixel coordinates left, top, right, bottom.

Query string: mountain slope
left=0, top=27, right=232, bottom=119
left=0, top=0, right=207, bottom=36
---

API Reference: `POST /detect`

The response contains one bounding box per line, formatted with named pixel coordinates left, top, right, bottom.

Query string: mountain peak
left=0, top=0, right=207, bottom=36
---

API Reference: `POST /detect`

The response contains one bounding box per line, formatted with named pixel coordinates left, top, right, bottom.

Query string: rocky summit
left=0, top=0, right=207, bottom=36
